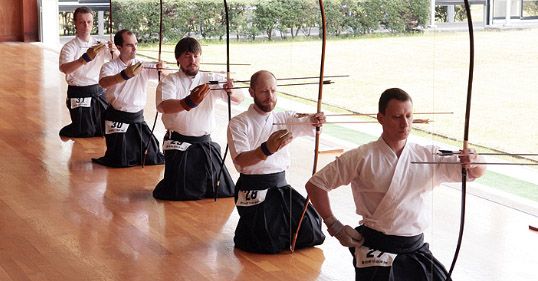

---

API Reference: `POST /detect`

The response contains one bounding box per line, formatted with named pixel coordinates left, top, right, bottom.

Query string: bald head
left=249, top=70, right=276, bottom=90
left=249, top=70, right=277, bottom=113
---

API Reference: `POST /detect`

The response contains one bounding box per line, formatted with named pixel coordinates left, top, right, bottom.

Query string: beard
left=254, top=96, right=275, bottom=113
left=180, top=64, right=199, bottom=76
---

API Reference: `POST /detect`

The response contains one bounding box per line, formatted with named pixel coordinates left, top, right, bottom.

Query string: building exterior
left=432, top=0, right=538, bottom=27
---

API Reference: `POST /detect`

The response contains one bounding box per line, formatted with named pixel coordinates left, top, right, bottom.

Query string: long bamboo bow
left=109, top=0, right=114, bottom=59
left=214, top=0, right=232, bottom=201
left=444, top=1, right=474, bottom=279
left=142, top=0, right=163, bottom=167
left=290, top=0, right=327, bottom=252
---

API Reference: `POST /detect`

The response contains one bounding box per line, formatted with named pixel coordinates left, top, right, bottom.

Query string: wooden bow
left=142, top=0, right=163, bottom=167
left=157, top=0, right=163, bottom=80
left=445, top=0, right=474, bottom=278
left=214, top=0, right=232, bottom=201
left=290, top=0, right=327, bottom=252
left=109, top=0, right=114, bottom=59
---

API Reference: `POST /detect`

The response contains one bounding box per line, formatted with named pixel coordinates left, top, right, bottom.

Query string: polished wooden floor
left=0, top=42, right=537, bottom=281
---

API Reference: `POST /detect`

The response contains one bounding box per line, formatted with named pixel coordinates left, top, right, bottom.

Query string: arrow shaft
left=274, top=119, right=431, bottom=126
left=210, top=80, right=331, bottom=90
left=438, top=151, right=538, bottom=156
left=325, top=111, right=453, bottom=117
left=412, top=161, right=538, bottom=165
left=232, top=74, right=348, bottom=84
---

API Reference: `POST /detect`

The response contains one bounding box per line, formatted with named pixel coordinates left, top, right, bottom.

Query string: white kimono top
left=156, top=71, right=230, bottom=137
left=309, top=138, right=464, bottom=236
left=228, top=104, right=314, bottom=175
left=59, top=36, right=111, bottom=86
left=100, top=58, right=158, bottom=113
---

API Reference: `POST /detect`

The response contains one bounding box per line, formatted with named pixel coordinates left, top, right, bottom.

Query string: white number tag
left=105, top=120, right=129, bottom=134
left=355, top=246, right=397, bottom=268
left=163, top=140, right=192, bottom=151
left=70, top=97, right=92, bottom=109
left=236, top=189, right=268, bottom=207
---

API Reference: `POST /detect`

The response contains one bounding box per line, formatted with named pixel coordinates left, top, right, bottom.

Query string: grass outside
left=138, top=28, right=538, bottom=203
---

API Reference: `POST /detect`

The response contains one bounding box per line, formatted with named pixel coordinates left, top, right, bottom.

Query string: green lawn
left=476, top=170, right=538, bottom=202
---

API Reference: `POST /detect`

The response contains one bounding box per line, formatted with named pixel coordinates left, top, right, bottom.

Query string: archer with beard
left=227, top=70, right=326, bottom=253
left=153, top=37, right=244, bottom=201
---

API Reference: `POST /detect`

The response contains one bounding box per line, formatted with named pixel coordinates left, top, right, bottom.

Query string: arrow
left=273, top=118, right=432, bottom=126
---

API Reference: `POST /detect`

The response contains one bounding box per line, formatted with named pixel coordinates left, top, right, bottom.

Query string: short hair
left=174, top=37, right=202, bottom=59
left=378, top=88, right=413, bottom=114
left=250, top=70, right=276, bottom=90
left=73, top=7, right=93, bottom=23
left=114, top=29, right=133, bottom=46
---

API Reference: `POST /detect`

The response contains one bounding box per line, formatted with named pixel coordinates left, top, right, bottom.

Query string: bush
left=60, top=0, right=431, bottom=40
left=382, top=0, right=429, bottom=33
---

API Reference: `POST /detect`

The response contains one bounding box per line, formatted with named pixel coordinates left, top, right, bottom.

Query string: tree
left=195, top=0, right=225, bottom=39
left=253, top=0, right=280, bottom=40
left=229, top=2, right=250, bottom=40
left=325, top=0, right=346, bottom=36
left=164, top=1, right=192, bottom=41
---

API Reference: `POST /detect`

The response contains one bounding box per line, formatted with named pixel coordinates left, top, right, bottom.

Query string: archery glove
left=80, top=43, right=105, bottom=64
left=120, top=62, right=143, bottom=80
left=180, top=83, right=210, bottom=111
left=261, top=129, right=292, bottom=156
left=326, top=216, right=363, bottom=248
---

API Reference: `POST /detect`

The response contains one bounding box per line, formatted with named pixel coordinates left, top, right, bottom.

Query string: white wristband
left=326, top=219, right=344, bottom=237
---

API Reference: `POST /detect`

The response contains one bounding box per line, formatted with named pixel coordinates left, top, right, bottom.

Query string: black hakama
left=350, top=226, right=451, bottom=281
left=60, top=84, right=108, bottom=138
left=152, top=132, right=235, bottom=200
left=233, top=172, right=325, bottom=254
left=92, top=107, right=164, bottom=167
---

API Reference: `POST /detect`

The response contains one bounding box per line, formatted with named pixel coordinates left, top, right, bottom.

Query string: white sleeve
left=156, top=75, right=178, bottom=109
left=59, top=43, right=77, bottom=67
left=211, top=73, right=229, bottom=101
left=433, top=153, right=466, bottom=184
left=309, top=148, right=361, bottom=191
left=286, top=111, right=315, bottom=138
left=228, top=117, right=251, bottom=161
left=99, top=61, right=116, bottom=80
left=141, top=62, right=159, bottom=81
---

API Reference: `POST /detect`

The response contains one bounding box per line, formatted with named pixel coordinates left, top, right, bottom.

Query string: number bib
left=236, top=189, right=268, bottom=207
left=105, top=120, right=129, bottom=134
left=70, top=97, right=92, bottom=109
left=355, top=246, right=397, bottom=268
left=162, top=140, right=192, bottom=151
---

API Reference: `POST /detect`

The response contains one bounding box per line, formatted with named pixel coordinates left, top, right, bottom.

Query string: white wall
left=39, top=0, right=60, bottom=47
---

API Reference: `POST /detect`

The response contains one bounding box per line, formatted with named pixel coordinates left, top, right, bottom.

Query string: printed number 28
left=245, top=191, right=258, bottom=200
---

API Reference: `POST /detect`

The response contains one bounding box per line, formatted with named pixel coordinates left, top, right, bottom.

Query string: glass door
left=493, top=0, right=522, bottom=19
left=522, top=0, right=538, bottom=18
